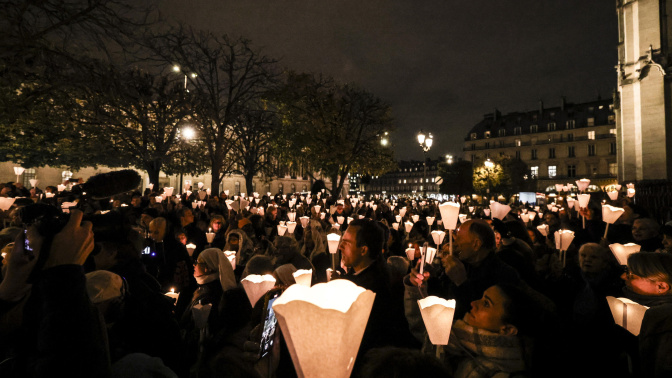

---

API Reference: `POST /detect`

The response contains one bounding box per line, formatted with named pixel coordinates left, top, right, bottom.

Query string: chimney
left=539, top=100, right=544, bottom=116
left=494, top=108, right=498, bottom=121
left=560, top=96, right=566, bottom=111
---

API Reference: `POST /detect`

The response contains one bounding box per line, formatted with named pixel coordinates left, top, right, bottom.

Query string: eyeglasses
left=623, top=266, right=655, bottom=281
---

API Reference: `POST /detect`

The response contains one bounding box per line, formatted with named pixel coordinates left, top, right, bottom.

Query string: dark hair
left=348, top=219, right=384, bottom=260
left=506, top=220, right=534, bottom=247
left=467, top=219, right=496, bottom=250
left=497, top=283, right=542, bottom=336
left=244, top=255, right=274, bottom=276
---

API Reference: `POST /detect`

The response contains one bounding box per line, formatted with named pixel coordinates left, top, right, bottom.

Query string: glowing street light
left=417, top=130, right=434, bottom=198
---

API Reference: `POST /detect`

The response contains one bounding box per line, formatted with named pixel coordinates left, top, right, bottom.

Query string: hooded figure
left=223, top=229, right=255, bottom=276
left=181, top=248, right=237, bottom=369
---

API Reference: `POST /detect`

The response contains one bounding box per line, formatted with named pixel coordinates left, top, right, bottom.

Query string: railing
left=464, top=133, right=615, bottom=151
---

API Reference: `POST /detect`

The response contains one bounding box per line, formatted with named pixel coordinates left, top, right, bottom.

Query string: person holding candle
left=208, top=215, right=228, bottom=250
left=407, top=220, right=521, bottom=321
left=223, top=229, right=254, bottom=278
left=178, top=208, right=207, bottom=261
left=617, top=252, right=672, bottom=377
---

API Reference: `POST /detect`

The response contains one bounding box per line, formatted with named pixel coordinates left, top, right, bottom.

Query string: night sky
left=157, top=0, right=618, bottom=161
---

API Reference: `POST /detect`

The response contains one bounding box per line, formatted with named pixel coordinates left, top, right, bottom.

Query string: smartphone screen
left=259, top=291, right=280, bottom=359
left=24, top=229, right=33, bottom=253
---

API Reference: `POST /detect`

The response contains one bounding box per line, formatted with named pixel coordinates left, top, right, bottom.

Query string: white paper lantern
left=417, top=296, right=457, bottom=345
left=609, top=243, right=641, bottom=265
left=438, top=202, right=460, bottom=230
left=327, top=234, right=341, bottom=254
left=431, top=230, right=446, bottom=245
left=241, top=274, right=276, bottom=307
left=293, top=269, right=312, bottom=287
left=272, top=280, right=375, bottom=378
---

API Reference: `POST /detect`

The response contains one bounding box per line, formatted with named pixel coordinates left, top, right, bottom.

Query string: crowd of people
left=0, top=179, right=671, bottom=378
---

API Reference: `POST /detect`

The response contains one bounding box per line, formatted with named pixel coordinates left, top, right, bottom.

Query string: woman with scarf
left=620, top=252, right=672, bottom=377
left=407, top=283, right=542, bottom=377
left=181, top=248, right=236, bottom=372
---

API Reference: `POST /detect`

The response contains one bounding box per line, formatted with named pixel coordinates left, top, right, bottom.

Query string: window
left=235, top=181, right=241, bottom=194
left=431, top=178, right=435, bottom=183
left=23, top=168, right=37, bottom=188
left=587, top=117, right=595, bottom=126
left=515, top=151, right=521, bottom=159
left=531, top=166, right=539, bottom=178
left=403, top=179, right=407, bottom=184
left=484, top=131, right=491, bottom=138
left=588, top=144, right=596, bottom=156
left=548, top=165, right=557, bottom=178
left=471, top=143, right=476, bottom=150
left=608, top=115, right=615, bottom=124
left=588, top=131, right=595, bottom=140
left=398, top=179, right=402, bottom=184
left=515, top=139, right=521, bottom=147
left=485, top=142, right=490, bottom=149
left=291, top=183, right=296, bottom=192
left=471, top=133, right=477, bottom=140
left=568, top=146, right=575, bottom=157
left=548, top=148, right=556, bottom=158
left=498, top=129, right=506, bottom=137
left=548, top=122, right=556, bottom=131
left=530, top=124, right=538, bottom=133
left=610, top=128, right=617, bottom=135
left=610, top=142, right=617, bottom=155
left=514, top=126, right=521, bottom=135
left=567, top=165, right=576, bottom=178
left=566, top=120, right=576, bottom=129
left=609, top=162, right=618, bottom=175
left=567, top=133, right=574, bottom=141
left=499, top=140, right=505, bottom=147
left=531, top=149, right=538, bottom=160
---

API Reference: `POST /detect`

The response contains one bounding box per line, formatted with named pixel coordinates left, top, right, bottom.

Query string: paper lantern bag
left=272, top=281, right=375, bottom=378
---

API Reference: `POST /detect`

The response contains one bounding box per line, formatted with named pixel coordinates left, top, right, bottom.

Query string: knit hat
left=85, top=270, right=123, bottom=304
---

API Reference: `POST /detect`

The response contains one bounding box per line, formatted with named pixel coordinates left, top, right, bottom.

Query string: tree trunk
left=210, top=161, right=222, bottom=196
left=331, top=174, right=339, bottom=197
left=244, top=171, right=255, bottom=196
left=146, top=160, right=161, bottom=188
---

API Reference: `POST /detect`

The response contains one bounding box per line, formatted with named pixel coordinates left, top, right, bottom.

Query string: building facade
left=365, top=159, right=442, bottom=197
left=1, top=161, right=348, bottom=197
left=463, top=98, right=618, bottom=192
left=616, top=0, right=672, bottom=181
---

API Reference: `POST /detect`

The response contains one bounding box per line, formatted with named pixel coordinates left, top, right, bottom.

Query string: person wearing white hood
left=181, top=248, right=236, bottom=369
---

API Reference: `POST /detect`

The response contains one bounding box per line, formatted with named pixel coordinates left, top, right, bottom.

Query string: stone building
left=0, top=161, right=347, bottom=197
left=462, top=98, right=618, bottom=192
left=615, top=0, right=672, bottom=181
left=364, top=159, right=442, bottom=198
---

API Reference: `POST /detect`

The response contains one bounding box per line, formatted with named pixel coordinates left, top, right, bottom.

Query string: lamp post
left=172, top=65, right=197, bottom=92
left=417, top=130, right=433, bottom=198
left=484, top=158, right=494, bottom=201
left=179, top=126, right=196, bottom=194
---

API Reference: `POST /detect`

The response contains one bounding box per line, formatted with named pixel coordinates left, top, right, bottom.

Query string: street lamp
left=179, top=126, right=196, bottom=194
left=417, top=130, right=433, bottom=198
left=172, top=65, right=197, bottom=91
left=445, top=154, right=453, bottom=164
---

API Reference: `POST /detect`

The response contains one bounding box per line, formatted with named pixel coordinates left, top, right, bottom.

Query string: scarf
left=447, top=320, right=526, bottom=378
left=622, top=286, right=672, bottom=308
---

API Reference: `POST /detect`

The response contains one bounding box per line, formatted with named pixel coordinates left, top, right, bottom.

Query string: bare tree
left=145, top=26, right=280, bottom=193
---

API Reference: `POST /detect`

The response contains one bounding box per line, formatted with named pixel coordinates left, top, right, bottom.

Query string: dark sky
left=158, top=0, right=618, bottom=161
